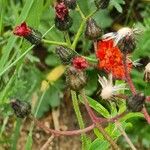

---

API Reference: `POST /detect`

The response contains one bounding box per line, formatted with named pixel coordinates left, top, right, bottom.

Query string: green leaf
left=79, top=95, right=110, bottom=118
left=89, top=138, right=109, bottom=150
left=110, top=0, right=125, bottom=13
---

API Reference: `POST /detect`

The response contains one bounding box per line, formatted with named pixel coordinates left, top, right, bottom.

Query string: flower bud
left=72, top=56, right=88, bottom=70
left=94, top=0, right=110, bottom=9
left=56, top=46, right=76, bottom=64
left=13, top=22, right=42, bottom=45
left=66, top=66, right=87, bottom=91
left=64, top=0, right=77, bottom=9
left=85, top=18, right=102, bottom=40
left=10, top=99, right=31, bottom=118
left=127, top=93, right=145, bottom=112
left=144, top=62, right=150, bottom=82
left=118, top=36, right=136, bottom=54
left=55, top=2, right=73, bottom=31
left=55, top=16, right=73, bottom=31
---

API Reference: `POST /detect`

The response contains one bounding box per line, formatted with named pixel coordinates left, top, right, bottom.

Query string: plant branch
left=71, top=90, right=87, bottom=149
left=116, top=121, right=137, bottom=150
left=123, top=53, right=136, bottom=95
left=142, top=106, right=150, bottom=124
left=42, top=39, right=68, bottom=46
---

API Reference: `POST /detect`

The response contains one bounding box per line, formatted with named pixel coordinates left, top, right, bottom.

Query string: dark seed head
left=11, top=99, right=31, bottom=118
left=127, top=93, right=145, bottom=112
left=94, top=0, right=110, bottom=9
left=64, top=0, right=77, bottom=9
left=85, top=18, right=102, bottom=40
left=66, top=66, right=87, bottom=91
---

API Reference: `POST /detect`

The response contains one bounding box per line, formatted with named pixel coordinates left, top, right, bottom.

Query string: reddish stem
left=123, top=54, right=136, bottom=95
left=34, top=117, right=95, bottom=136
left=142, top=106, right=150, bottom=124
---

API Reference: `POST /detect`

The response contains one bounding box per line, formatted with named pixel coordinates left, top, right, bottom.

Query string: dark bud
left=127, top=93, right=145, bottom=112
left=85, top=18, right=102, bottom=40
left=25, top=28, right=42, bottom=45
left=55, top=15, right=73, bottom=31
left=56, top=46, right=76, bottom=64
left=118, top=36, right=136, bottom=54
left=66, top=66, right=87, bottom=91
left=94, top=0, right=110, bottom=9
left=11, top=99, right=31, bottom=118
left=64, top=0, right=77, bottom=9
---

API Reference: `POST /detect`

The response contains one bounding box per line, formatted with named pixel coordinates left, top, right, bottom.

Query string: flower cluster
left=72, top=56, right=88, bottom=70
left=96, top=39, right=132, bottom=79
left=55, top=2, right=69, bottom=21
left=13, top=22, right=31, bottom=37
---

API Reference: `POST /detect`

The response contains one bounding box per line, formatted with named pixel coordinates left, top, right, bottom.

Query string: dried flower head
left=144, top=62, right=150, bottom=82
left=10, top=99, right=31, bottom=118
left=127, top=93, right=145, bottom=112
left=55, top=2, right=68, bottom=21
left=13, top=22, right=31, bottom=37
left=102, top=27, right=140, bottom=53
left=66, top=66, right=87, bottom=91
left=72, top=56, right=88, bottom=70
left=85, top=18, right=102, bottom=40
left=98, top=74, right=128, bottom=99
left=96, top=39, right=132, bottom=79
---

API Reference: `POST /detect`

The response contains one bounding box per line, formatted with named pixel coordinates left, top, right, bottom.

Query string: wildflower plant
left=0, top=0, right=150, bottom=149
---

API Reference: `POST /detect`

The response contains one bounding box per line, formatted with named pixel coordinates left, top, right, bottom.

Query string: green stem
left=42, top=24, right=55, bottom=38
left=76, top=4, right=86, bottom=19
left=71, top=90, right=87, bottom=150
left=0, top=45, right=34, bottom=77
left=71, top=20, right=86, bottom=50
left=42, top=39, right=68, bottom=47
left=64, top=31, right=72, bottom=47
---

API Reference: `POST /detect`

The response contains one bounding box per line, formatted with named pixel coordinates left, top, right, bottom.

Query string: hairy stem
left=42, top=39, right=68, bottom=46
left=123, top=53, right=136, bottom=95
left=71, top=91, right=87, bottom=150
left=116, top=121, right=137, bottom=150
left=80, top=90, right=120, bottom=150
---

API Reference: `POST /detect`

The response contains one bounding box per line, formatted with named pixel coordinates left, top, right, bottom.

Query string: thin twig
left=41, top=135, right=55, bottom=150
left=116, top=121, right=137, bottom=150
left=142, top=106, right=150, bottom=124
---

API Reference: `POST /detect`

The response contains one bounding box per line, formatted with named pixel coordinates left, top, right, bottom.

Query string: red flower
left=55, top=2, right=68, bottom=21
left=13, top=22, right=31, bottom=37
left=72, top=56, right=88, bottom=70
left=96, top=39, right=132, bottom=79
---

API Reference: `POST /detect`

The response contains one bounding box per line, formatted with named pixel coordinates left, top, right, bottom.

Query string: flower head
left=102, top=27, right=139, bottom=46
left=13, top=22, right=31, bottom=37
left=72, top=56, right=88, bottom=70
left=55, top=2, right=68, bottom=21
left=96, top=39, right=132, bottom=79
left=98, top=74, right=128, bottom=99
